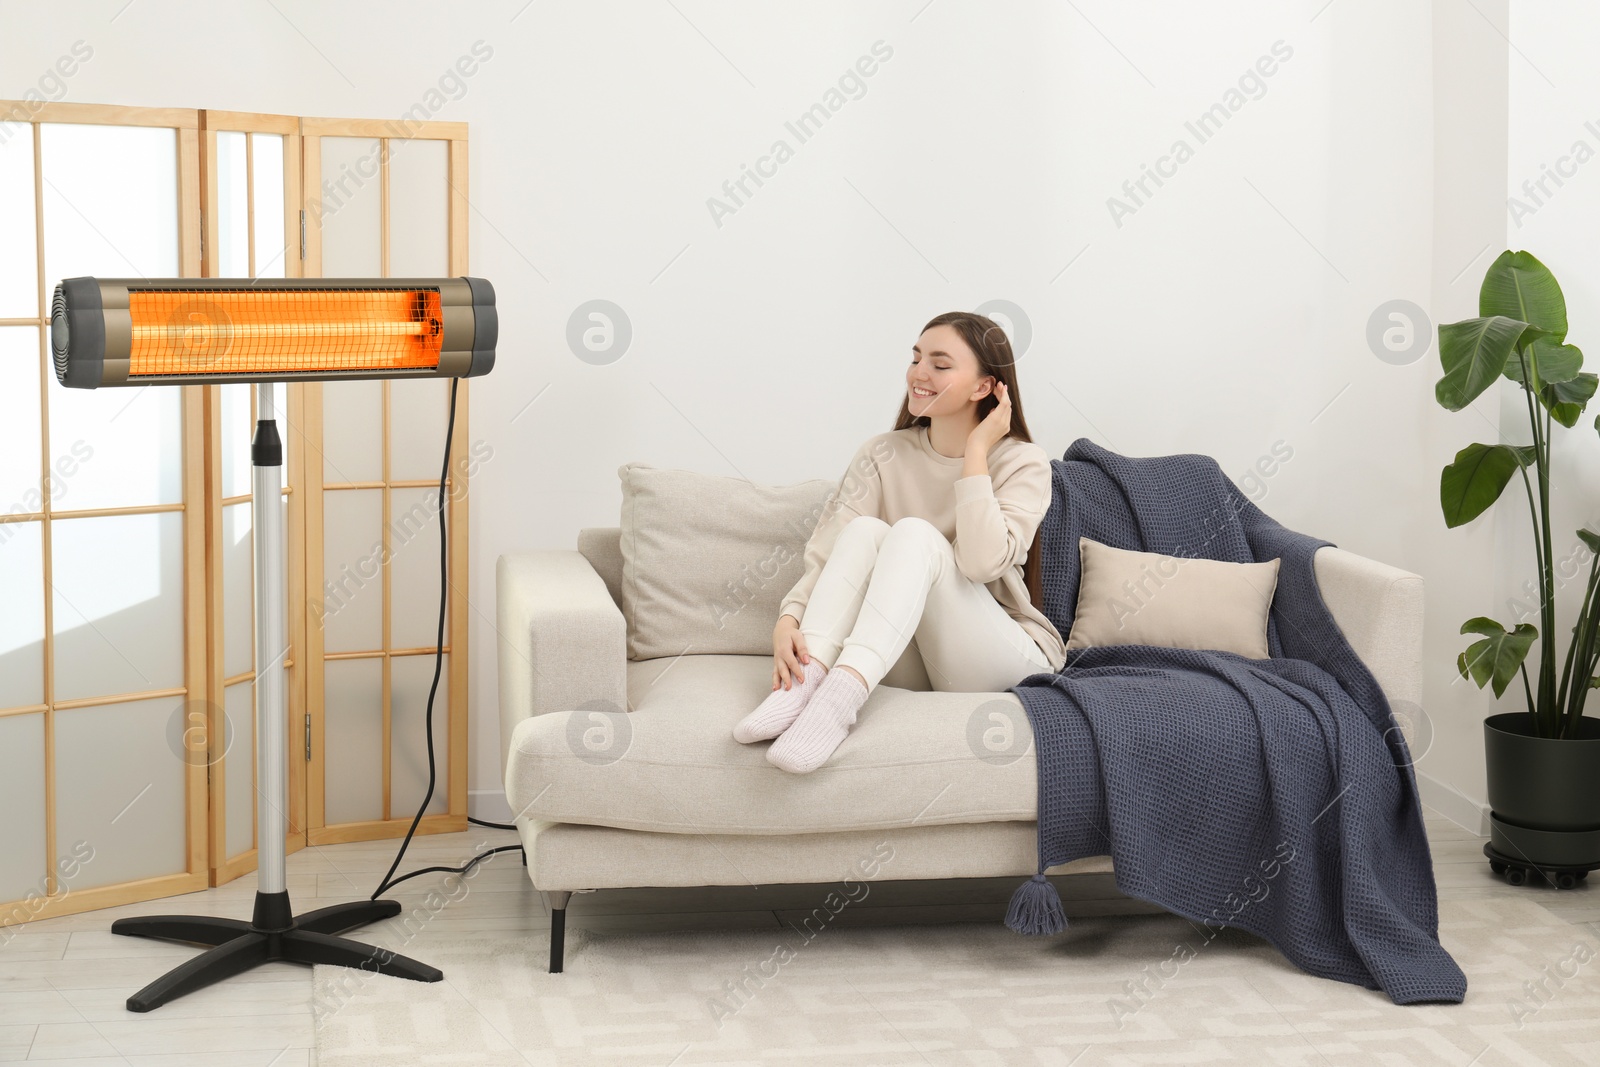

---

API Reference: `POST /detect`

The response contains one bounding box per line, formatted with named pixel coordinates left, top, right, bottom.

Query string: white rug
left=313, top=897, right=1600, bottom=1065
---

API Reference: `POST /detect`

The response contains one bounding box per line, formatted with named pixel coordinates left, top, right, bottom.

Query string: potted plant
left=1436, top=249, right=1600, bottom=881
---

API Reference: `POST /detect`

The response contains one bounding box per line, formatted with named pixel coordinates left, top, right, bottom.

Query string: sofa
left=496, top=462, right=1424, bottom=973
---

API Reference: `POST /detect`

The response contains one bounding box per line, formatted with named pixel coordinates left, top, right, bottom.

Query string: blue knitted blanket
left=1003, top=438, right=1466, bottom=1005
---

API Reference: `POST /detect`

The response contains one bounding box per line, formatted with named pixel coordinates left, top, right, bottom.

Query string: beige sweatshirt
left=777, top=423, right=1068, bottom=675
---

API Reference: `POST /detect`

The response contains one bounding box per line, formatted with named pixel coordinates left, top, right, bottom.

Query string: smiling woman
left=733, top=310, right=1065, bottom=773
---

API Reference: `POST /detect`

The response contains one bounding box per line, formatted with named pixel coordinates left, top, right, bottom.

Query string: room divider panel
left=0, top=103, right=210, bottom=925
left=298, top=117, right=471, bottom=848
left=198, top=110, right=308, bottom=887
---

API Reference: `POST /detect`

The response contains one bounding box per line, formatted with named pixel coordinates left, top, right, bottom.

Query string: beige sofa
left=496, top=475, right=1424, bottom=974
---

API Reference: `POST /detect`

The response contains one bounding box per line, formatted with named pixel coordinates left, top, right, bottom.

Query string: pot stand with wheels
left=1484, top=841, right=1597, bottom=890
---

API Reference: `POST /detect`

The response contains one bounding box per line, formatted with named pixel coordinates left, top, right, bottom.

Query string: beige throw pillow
left=617, top=462, right=834, bottom=661
left=1065, top=536, right=1280, bottom=659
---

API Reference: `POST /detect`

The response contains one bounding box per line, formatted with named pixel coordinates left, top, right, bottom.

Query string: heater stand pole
left=109, top=384, right=443, bottom=1012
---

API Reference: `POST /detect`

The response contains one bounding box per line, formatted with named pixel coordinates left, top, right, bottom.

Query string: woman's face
left=907, top=324, right=992, bottom=417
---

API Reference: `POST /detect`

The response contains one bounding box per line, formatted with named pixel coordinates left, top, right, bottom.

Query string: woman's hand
left=967, top=380, right=1012, bottom=455
left=772, top=614, right=811, bottom=691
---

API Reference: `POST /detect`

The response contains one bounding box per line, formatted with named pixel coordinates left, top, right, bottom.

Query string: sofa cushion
left=503, top=654, right=1041, bottom=835
left=617, top=462, right=834, bottom=661
left=1066, top=535, right=1280, bottom=660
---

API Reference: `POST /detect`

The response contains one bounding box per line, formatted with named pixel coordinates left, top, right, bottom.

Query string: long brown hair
left=891, top=311, right=1047, bottom=611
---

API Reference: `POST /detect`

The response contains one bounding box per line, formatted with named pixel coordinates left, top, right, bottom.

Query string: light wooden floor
left=0, top=807, right=1593, bottom=1064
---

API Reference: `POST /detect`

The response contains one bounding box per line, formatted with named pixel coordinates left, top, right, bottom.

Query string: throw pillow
left=1065, top=535, right=1281, bottom=659
left=617, top=462, right=834, bottom=660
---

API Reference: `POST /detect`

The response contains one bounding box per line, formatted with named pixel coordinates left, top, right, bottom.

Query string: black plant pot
left=1484, top=712, right=1600, bottom=868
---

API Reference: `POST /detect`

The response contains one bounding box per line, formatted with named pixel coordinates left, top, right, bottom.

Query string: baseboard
left=467, top=789, right=514, bottom=825
left=1416, top=770, right=1491, bottom=837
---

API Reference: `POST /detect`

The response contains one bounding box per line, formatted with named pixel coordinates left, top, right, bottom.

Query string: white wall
left=1422, top=0, right=1510, bottom=833
left=4, top=0, right=1565, bottom=830
left=1475, top=1, right=1600, bottom=811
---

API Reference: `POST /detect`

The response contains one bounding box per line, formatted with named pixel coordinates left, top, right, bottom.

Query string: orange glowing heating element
left=126, top=289, right=445, bottom=376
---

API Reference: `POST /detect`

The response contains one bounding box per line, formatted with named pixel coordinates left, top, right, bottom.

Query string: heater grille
left=124, top=287, right=445, bottom=377
left=51, top=285, right=69, bottom=383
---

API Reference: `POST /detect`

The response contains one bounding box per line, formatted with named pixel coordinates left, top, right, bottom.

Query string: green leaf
left=1516, top=322, right=1559, bottom=349
left=1579, top=528, right=1600, bottom=555
left=1437, top=316, right=1528, bottom=410
left=1441, top=443, right=1524, bottom=527
left=1480, top=249, right=1569, bottom=343
left=1504, top=338, right=1583, bottom=385
left=1458, top=617, right=1538, bottom=699
left=1539, top=372, right=1598, bottom=428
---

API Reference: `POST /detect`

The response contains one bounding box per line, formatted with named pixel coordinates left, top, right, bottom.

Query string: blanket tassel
left=1005, top=872, right=1067, bottom=935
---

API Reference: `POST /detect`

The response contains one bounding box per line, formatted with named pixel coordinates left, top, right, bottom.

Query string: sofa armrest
left=1312, top=545, right=1424, bottom=746
left=496, top=550, right=627, bottom=788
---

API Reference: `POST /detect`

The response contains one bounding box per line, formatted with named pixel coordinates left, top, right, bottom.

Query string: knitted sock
left=766, top=666, right=869, bottom=773
left=733, top=657, right=828, bottom=744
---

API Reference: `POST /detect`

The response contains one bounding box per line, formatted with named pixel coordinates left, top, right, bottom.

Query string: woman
left=735, top=311, right=1068, bottom=774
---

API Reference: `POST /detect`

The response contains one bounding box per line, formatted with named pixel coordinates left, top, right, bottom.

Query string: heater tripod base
left=110, top=891, right=443, bottom=1012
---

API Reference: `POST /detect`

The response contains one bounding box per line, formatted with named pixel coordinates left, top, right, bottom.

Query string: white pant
left=798, top=515, right=1053, bottom=694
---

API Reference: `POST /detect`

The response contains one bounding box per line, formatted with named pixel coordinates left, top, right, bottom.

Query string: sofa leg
left=547, top=890, right=572, bottom=973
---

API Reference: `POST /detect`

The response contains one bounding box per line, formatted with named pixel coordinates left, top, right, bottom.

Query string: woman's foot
left=766, top=667, right=869, bottom=773
left=733, top=658, right=828, bottom=743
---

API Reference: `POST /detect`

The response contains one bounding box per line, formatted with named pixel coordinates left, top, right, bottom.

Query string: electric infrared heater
left=52, top=276, right=496, bottom=386
left=50, top=276, right=497, bottom=1013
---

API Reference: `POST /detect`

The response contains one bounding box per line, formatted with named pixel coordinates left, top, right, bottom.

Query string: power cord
left=370, top=375, right=525, bottom=899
